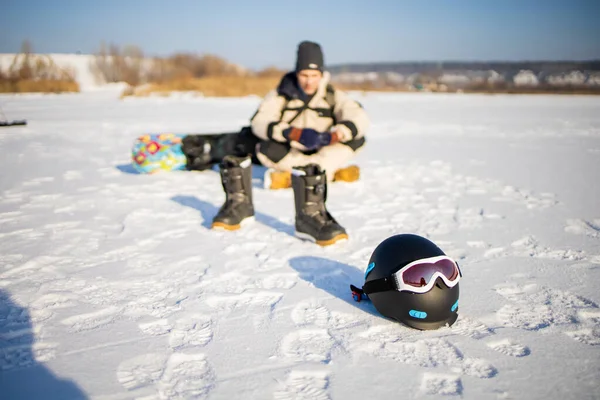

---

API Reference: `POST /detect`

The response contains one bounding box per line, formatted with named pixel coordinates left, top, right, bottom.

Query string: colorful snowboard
left=130, top=127, right=261, bottom=174
left=131, top=133, right=188, bottom=174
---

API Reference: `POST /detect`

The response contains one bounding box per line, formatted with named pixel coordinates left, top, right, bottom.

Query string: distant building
left=546, top=71, right=586, bottom=86
left=384, top=72, right=405, bottom=84
left=513, top=70, right=539, bottom=86
left=364, top=72, right=378, bottom=82
left=438, top=73, right=471, bottom=86
left=487, top=70, right=506, bottom=84
left=331, top=71, right=379, bottom=84
left=467, top=70, right=488, bottom=84
left=585, top=72, right=600, bottom=86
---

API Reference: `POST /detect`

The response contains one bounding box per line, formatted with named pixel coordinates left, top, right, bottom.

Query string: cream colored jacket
left=251, top=71, right=369, bottom=152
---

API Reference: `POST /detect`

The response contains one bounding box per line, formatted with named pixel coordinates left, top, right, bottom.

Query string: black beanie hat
left=295, top=41, right=324, bottom=73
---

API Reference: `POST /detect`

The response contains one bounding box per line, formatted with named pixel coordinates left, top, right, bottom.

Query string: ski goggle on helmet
left=394, top=255, right=461, bottom=293
left=355, top=254, right=461, bottom=298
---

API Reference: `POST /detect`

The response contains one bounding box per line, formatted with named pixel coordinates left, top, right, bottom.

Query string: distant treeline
left=2, top=38, right=599, bottom=95
left=0, top=40, right=79, bottom=93
left=327, top=61, right=600, bottom=76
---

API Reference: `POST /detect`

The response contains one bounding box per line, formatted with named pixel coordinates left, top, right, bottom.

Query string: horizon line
left=0, top=52, right=599, bottom=69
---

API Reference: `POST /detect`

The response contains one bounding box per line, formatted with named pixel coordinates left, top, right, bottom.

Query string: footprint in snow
left=486, top=339, right=531, bottom=357
left=483, top=247, right=507, bottom=259
left=118, top=282, right=184, bottom=320
left=17, top=293, right=81, bottom=325
left=259, top=273, right=298, bottom=290
left=466, top=240, right=490, bottom=249
left=200, top=270, right=297, bottom=296
left=273, top=370, right=330, bottom=400
left=291, top=299, right=330, bottom=327
left=29, top=293, right=79, bottom=311
left=28, top=308, right=55, bottom=325
left=0, top=342, right=58, bottom=372
left=0, top=255, right=67, bottom=282
left=168, top=315, right=213, bottom=349
left=352, top=327, right=497, bottom=379
left=494, top=283, right=597, bottom=332
left=36, top=276, right=87, bottom=293
left=138, top=319, right=173, bottom=336
left=290, top=298, right=364, bottom=330
left=564, top=328, right=600, bottom=346
left=564, top=218, right=600, bottom=238
left=279, top=329, right=335, bottom=363
left=158, top=353, right=215, bottom=399
left=200, top=271, right=255, bottom=295
left=124, top=298, right=183, bottom=320
left=449, top=317, right=495, bottom=340
left=449, top=317, right=530, bottom=358
left=60, top=306, right=122, bottom=332
left=419, top=372, right=463, bottom=396
left=578, top=309, right=600, bottom=326
left=166, top=256, right=210, bottom=282
left=117, top=353, right=167, bottom=390
left=117, top=352, right=215, bottom=399
left=510, top=235, right=586, bottom=261
left=564, top=309, right=600, bottom=346
left=205, top=291, right=283, bottom=314
left=495, top=303, right=554, bottom=331
left=395, top=339, right=496, bottom=378
left=492, top=185, right=558, bottom=209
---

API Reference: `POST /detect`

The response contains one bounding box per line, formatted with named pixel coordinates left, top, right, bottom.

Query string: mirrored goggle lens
left=401, top=258, right=459, bottom=287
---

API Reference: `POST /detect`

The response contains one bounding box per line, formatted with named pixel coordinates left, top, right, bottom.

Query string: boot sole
left=295, top=231, right=349, bottom=246
left=211, top=216, right=255, bottom=231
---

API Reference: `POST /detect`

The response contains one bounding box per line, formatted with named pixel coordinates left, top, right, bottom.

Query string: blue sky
left=1, top=0, right=599, bottom=70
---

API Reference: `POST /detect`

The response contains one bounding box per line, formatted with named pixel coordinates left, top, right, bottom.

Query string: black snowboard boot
left=211, top=154, right=255, bottom=230
left=291, top=164, right=348, bottom=246
left=181, top=127, right=260, bottom=171
left=181, top=135, right=216, bottom=171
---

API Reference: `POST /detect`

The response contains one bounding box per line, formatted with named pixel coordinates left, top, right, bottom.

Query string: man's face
left=297, top=69, right=322, bottom=95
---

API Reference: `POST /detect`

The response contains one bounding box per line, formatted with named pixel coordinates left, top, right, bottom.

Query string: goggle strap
left=362, top=276, right=397, bottom=295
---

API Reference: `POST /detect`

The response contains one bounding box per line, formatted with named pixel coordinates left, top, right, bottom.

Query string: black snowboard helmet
left=355, top=234, right=461, bottom=330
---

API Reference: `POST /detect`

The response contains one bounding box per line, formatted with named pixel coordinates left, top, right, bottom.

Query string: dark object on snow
left=0, top=119, right=27, bottom=127
left=181, top=126, right=260, bottom=171
left=1, top=105, right=27, bottom=127
left=351, top=234, right=462, bottom=331
left=291, top=164, right=348, bottom=246
left=211, top=154, right=256, bottom=231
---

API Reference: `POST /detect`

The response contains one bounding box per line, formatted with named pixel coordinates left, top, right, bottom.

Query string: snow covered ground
left=1, top=89, right=599, bottom=400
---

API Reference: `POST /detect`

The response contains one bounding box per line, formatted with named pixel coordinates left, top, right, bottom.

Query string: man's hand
left=283, top=128, right=339, bottom=150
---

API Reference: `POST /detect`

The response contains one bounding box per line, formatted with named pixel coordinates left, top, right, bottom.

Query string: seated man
left=209, top=41, right=369, bottom=246
left=250, top=40, right=370, bottom=189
